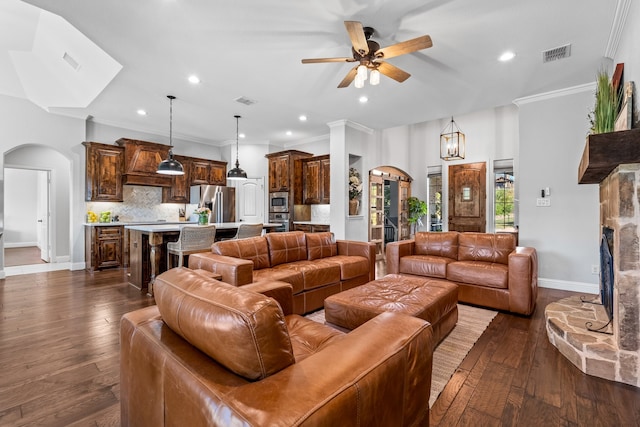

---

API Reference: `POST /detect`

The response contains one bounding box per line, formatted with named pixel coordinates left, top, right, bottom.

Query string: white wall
left=614, top=0, right=639, bottom=113
left=518, top=88, right=599, bottom=292
left=4, top=168, right=38, bottom=246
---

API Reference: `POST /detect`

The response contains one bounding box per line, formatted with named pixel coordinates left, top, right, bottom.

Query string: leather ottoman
left=324, top=273, right=459, bottom=344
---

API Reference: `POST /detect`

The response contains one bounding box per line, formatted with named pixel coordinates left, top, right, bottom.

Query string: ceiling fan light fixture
left=370, top=68, right=380, bottom=85
left=357, top=64, right=368, bottom=81
left=227, top=115, right=247, bottom=180
left=157, top=95, right=185, bottom=175
left=354, top=75, right=365, bottom=88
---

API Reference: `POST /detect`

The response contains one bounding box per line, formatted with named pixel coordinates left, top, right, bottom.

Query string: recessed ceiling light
left=239, top=133, right=245, bottom=138
left=359, top=96, right=368, bottom=103
left=188, top=75, right=200, bottom=84
left=137, top=109, right=147, bottom=116
left=499, top=51, right=516, bottom=62
left=299, top=115, right=307, bottom=121
left=286, top=131, right=292, bottom=136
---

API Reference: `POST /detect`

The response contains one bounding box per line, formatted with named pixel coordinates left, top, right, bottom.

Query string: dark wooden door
left=448, top=162, right=486, bottom=232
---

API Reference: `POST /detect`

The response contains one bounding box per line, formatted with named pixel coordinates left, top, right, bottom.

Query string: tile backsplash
left=85, top=185, right=185, bottom=222
left=311, top=204, right=330, bottom=223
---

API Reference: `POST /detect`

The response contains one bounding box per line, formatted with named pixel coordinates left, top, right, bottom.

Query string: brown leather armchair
left=121, top=268, right=434, bottom=426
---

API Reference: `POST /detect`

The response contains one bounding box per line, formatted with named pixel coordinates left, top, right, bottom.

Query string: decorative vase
left=349, top=199, right=359, bottom=216
left=198, top=214, right=208, bottom=225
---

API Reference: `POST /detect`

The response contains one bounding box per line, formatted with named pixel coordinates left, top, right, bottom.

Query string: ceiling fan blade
left=338, top=66, right=358, bottom=88
left=344, top=21, right=369, bottom=55
left=376, top=35, right=433, bottom=59
left=377, top=62, right=411, bottom=83
left=301, top=57, right=356, bottom=64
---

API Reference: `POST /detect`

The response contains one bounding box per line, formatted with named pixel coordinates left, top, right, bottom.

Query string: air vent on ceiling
left=62, top=52, right=81, bottom=71
left=542, top=44, right=571, bottom=63
left=234, top=96, right=257, bottom=106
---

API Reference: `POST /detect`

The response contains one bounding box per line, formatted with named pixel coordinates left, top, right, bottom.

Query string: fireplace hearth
left=547, top=157, right=640, bottom=388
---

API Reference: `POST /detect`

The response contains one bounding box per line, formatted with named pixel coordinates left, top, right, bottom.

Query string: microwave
left=269, top=192, right=289, bottom=213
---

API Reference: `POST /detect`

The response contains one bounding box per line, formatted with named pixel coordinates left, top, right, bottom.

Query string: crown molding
left=512, top=82, right=595, bottom=106
left=604, top=0, right=632, bottom=59
left=327, top=119, right=374, bottom=135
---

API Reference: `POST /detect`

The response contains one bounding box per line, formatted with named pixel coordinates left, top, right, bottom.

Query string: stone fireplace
left=546, top=129, right=640, bottom=388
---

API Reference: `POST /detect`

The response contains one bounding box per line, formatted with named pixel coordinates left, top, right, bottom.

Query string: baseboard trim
left=71, top=262, right=86, bottom=271
left=539, top=278, right=599, bottom=294
left=56, top=255, right=70, bottom=263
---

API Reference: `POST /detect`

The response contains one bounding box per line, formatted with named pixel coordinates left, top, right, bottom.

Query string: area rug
left=305, top=304, right=497, bottom=408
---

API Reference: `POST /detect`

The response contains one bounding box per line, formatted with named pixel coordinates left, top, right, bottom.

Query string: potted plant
left=407, top=196, right=428, bottom=236
left=349, top=167, right=363, bottom=215
left=194, top=206, right=211, bottom=225
left=589, top=70, right=619, bottom=134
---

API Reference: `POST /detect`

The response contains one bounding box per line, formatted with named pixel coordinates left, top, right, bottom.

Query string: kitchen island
left=126, top=222, right=282, bottom=294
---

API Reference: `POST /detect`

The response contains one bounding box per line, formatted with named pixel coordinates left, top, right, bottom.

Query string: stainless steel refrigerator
left=190, top=185, right=236, bottom=223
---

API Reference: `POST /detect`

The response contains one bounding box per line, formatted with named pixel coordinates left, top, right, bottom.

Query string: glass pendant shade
left=440, top=117, right=466, bottom=161
left=157, top=95, right=185, bottom=175
left=370, top=69, right=380, bottom=85
left=357, top=64, right=368, bottom=81
left=227, top=115, right=247, bottom=180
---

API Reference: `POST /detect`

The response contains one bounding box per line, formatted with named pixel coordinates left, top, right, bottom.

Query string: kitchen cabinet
left=85, top=225, right=123, bottom=271
left=162, top=155, right=191, bottom=203
left=116, top=138, right=172, bottom=187
left=266, top=150, right=312, bottom=195
left=302, top=155, right=330, bottom=204
left=292, top=223, right=330, bottom=232
left=83, top=142, right=124, bottom=202
left=190, top=158, right=227, bottom=186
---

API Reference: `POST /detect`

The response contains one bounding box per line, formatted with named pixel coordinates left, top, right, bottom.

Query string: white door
left=236, top=178, right=264, bottom=223
left=37, top=170, right=51, bottom=262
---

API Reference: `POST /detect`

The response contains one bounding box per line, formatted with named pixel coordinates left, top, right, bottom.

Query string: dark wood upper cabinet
left=83, top=142, right=124, bottom=202
left=302, top=155, right=330, bottom=204
left=162, top=155, right=191, bottom=203
left=267, top=154, right=291, bottom=192
left=191, top=159, right=211, bottom=185
left=209, top=161, right=227, bottom=186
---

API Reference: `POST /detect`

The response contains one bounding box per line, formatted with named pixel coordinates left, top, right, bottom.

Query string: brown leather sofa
left=188, top=231, right=375, bottom=314
left=121, top=268, right=435, bottom=426
left=386, top=231, right=538, bottom=315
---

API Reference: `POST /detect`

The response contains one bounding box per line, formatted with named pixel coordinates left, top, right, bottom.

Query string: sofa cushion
left=277, top=259, right=341, bottom=290
left=265, top=231, right=307, bottom=266
left=306, top=232, right=338, bottom=260
left=252, top=267, right=305, bottom=295
left=414, top=232, right=459, bottom=260
left=399, top=254, right=454, bottom=279
left=324, top=255, right=369, bottom=280
left=153, top=268, right=295, bottom=381
left=457, top=232, right=515, bottom=265
left=447, top=260, right=509, bottom=289
left=212, top=236, right=271, bottom=270
left=285, top=314, right=344, bottom=362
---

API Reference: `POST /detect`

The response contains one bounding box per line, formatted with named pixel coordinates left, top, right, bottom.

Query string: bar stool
left=234, top=223, right=264, bottom=239
left=167, top=225, right=217, bottom=268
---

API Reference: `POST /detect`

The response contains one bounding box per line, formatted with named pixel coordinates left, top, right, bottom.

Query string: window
left=494, top=168, right=515, bottom=231
left=427, top=169, right=442, bottom=232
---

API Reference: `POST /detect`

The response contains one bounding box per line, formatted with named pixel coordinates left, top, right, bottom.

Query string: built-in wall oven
left=268, top=212, right=290, bottom=232
left=269, top=192, right=289, bottom=213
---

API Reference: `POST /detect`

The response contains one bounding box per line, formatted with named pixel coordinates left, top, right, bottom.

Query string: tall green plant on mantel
left=589, top=70, right=619, bottom=134
left=407, top=196, right=428, bottom=236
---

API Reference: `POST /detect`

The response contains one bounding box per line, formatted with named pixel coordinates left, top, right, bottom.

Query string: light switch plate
left=536, top=198, right=551, bottom=207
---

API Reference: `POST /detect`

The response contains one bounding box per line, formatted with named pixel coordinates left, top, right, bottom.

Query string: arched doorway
left=3, top=144, right=72, bottom=274
left=369, top=166, right=412, bottom=259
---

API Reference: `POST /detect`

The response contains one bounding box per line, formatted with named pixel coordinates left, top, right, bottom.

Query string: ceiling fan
left=301, top=21, right=433, bottom=88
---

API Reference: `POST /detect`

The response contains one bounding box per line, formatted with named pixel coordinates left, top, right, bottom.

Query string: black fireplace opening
left=599, top=226, right=614, bottom=322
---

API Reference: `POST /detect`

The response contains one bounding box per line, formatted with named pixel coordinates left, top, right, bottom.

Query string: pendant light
left=157, top=95, right=185, bottom=175
left=227, top=115, right=247, bottom=180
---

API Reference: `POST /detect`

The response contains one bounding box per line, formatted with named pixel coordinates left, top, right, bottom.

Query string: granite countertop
left=292, top=221, right=330, bottom=225
left=84, top=220, right=195, bottom=227
left=124, top=222, right=283, bottom=232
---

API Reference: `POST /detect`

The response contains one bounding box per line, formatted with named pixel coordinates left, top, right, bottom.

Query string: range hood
left=116, top=138, right=172, bottom=187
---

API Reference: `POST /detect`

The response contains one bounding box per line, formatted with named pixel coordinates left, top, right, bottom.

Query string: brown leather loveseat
left=121, top=268, right=435, bottom=426
left=386, top=231, right=538, bottom=315
left=188, top=231, right=375, bottom=314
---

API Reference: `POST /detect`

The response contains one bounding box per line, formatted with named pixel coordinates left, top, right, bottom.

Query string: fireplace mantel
left=578, top=127, right=640, bottom=184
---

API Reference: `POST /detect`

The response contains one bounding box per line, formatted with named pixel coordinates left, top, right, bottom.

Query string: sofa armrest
left=187, top=253, right=254, bottom=286
left=337, top=240, right=376, bottom=281
left=226, top=312, right=434, bottom=426
left=385, top=239, right=416, bottom=274
left=241, top=281, right=294, bottom=316
left=508, top=247, right=538, bottom=315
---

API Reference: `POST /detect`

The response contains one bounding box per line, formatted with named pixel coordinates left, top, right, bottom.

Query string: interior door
left=37, top=170, right=51, bottom=262
left=236, top=178, right=264, bottom=223
left=448, top=162, right=486, bottom=232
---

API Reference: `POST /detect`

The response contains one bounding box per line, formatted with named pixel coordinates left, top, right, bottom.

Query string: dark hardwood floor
left=0, top=266, right=638, bottom=426
left=4, top=247, right=47, bottom=266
